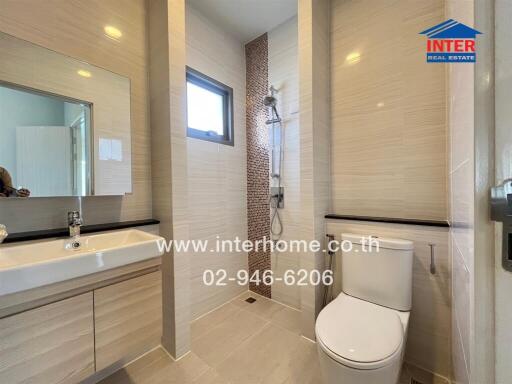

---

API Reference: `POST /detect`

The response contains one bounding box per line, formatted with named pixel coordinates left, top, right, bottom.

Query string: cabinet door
left=0, top=292, right=95, bottom=384
left=94, top=271, right=162, bottom=371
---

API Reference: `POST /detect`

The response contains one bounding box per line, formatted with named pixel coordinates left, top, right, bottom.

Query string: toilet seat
left=315, top=293, right=404, bottom=370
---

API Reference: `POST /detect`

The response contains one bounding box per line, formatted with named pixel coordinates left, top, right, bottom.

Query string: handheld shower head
left=263, top=85, right=279, bottom=107
left=264, top=95, right=277, bottom=107
left=264, top=87, right=281, bottom=124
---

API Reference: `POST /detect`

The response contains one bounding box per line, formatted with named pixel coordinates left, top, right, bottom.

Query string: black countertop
left=325, top=214, right=449, bottom=228
left=3, top=214, right=448, bottom=244
left=3, top=219, right=160, bottom=244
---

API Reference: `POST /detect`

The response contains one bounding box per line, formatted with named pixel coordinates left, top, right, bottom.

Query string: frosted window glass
left=187, top=82, right=224, bottom=135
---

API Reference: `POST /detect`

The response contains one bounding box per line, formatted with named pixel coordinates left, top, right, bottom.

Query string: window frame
left=186, top=66, right=234, bottom=146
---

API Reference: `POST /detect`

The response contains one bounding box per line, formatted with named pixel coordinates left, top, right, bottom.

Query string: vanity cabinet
left=0, top=261, right=162, bottom=384
left=94, top=271, right=163, bottom=371
left=0, top=293, right=95, bottom=384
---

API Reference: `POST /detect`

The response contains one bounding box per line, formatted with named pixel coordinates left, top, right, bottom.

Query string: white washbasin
left=0, top=229, right=165, bottom=296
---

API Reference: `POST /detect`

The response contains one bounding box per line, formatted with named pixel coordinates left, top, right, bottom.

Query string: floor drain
left=245, top=297, right=257, bottom=303
left=410, top=379, right=424, bottom=384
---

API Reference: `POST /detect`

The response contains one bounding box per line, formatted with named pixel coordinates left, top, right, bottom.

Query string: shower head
left=263, top=95, right=277, bottom=107
left=264, top=85, right=279, bottom=107
left=264, top=86, right=281, bottom=124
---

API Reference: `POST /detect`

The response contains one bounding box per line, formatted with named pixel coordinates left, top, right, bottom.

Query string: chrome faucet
left=0, top=224, right=7, bottom=244
left=67, top=211, right=82, bottom=238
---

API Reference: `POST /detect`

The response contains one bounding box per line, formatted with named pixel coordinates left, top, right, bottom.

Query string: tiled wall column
left=148, top=0, right=190, bottom=359
left=298, top=0, right=331, bottom=339
left=472, top=0, right=495, bottom=380
left=447, top=2, right=477, bottom=383
left=245, top=34, right=271, bottom=298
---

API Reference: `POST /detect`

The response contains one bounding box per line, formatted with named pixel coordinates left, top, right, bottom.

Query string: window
left=186, top=67, right=234, bottom=146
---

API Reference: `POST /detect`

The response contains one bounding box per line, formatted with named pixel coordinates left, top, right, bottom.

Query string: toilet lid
left=316, top=294, right=403, bottom=367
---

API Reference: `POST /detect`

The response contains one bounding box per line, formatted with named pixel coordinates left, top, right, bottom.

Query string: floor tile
left=98, top=349, right=210, bottom=384
left=150, top=352, right=211, bottom=384
left=192, top=302, right=241, bottom=340
left=400, top=362, right=451, bottom=384
left=216, top=323, right=321, bottom=384
left=260, top=336, right=322, bottom=384
left=98, top=348, right=171, bottom=384
left=269, top=305, right=302, bottom=335
left=232, top=291, right=287, bottom=320
left=191, top=306, right=268, bottom=367
left=192, top=369, right=232, bottom=384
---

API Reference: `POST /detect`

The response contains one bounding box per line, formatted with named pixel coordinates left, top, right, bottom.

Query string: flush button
left=490, top=181, right=512, bottom=272
left=508, top=232, right=512, bottom=261
left=503, top=226, right=512, bottom=272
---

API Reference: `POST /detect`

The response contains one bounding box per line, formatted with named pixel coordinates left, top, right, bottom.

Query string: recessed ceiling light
left=345, top=52, right=361, bottom=65
left=77, top=69, right=92, bottom=78
left=104, top=25, right=122, bottom=40
left=377, top=102, right=385, bottom=108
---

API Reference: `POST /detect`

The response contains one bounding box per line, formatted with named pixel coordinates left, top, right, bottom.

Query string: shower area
left=246, top=17, right=300, bottom=307
left=185, top=0, right=324, bottom=339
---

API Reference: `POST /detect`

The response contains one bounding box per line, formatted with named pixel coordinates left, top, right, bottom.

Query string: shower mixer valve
left=270, top=187, right=284, bottom=209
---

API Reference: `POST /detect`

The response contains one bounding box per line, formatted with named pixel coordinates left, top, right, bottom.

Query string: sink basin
left=0, top=229, right=165, bottom=296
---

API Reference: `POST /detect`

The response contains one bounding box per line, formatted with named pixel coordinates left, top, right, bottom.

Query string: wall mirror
left=0, top=31, right=132, bottom=198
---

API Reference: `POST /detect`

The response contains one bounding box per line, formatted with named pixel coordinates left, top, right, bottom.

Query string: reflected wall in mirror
left=0, top=31, right=132, bottom=197
left=0, top=83, right=92, bottom=197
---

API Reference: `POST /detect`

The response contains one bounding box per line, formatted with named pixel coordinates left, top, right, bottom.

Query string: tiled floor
left=99, top=291, right=443, bottom=384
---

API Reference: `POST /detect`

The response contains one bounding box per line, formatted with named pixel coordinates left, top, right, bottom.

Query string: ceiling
left=187, top=0, right=297, bottom=43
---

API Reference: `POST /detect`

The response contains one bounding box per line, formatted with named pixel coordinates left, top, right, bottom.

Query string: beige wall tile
left=330, top=0, right=447, bottom=221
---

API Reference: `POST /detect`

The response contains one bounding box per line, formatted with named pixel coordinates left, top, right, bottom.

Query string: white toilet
left=315, top=233, right=414, bottom=384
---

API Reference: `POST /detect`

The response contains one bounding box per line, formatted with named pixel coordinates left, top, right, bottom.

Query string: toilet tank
left=341, top=233, right=414, bottom=311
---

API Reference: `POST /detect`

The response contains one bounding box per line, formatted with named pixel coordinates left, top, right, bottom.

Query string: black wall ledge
left=2, top=219, right=160, bottom=244
left=325, top=214, right=450, bottom=228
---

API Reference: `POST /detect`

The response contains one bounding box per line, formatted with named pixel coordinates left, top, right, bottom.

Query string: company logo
left=420, top=19, right=482, bottom=63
